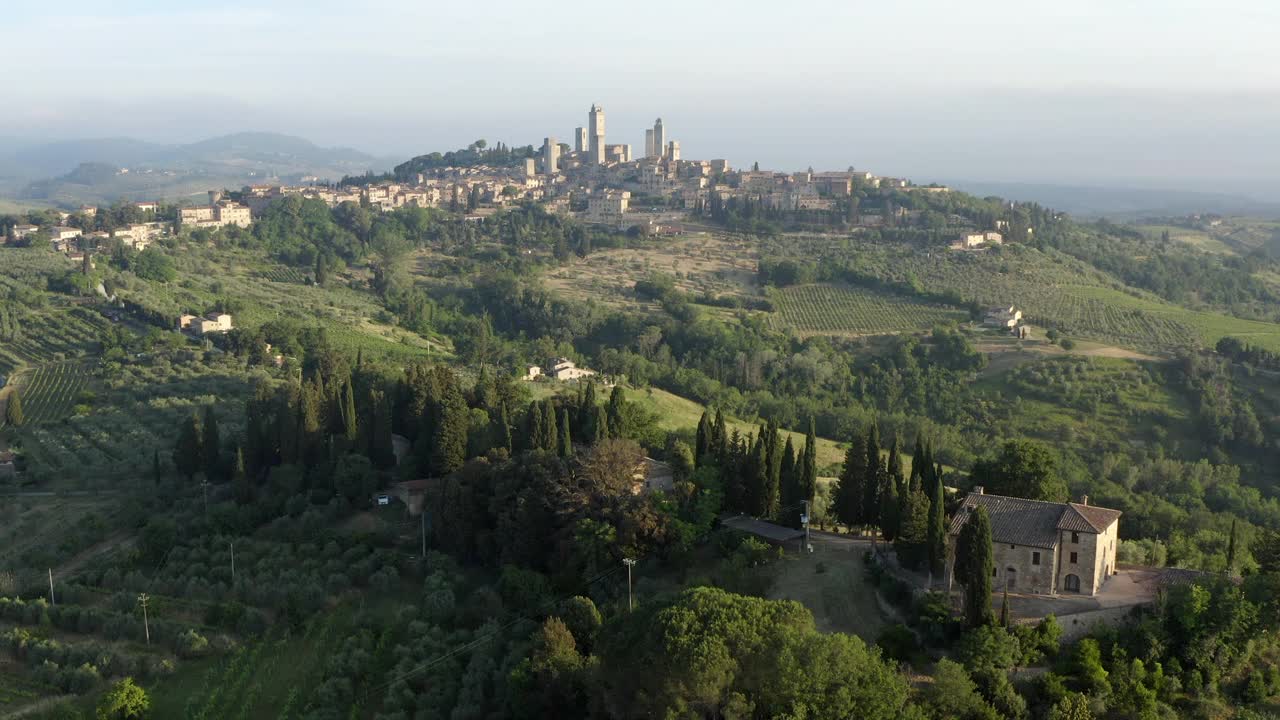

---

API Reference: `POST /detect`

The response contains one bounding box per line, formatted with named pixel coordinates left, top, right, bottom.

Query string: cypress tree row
left=495, top=402, right=513, bottom=454
left=779, top=435, right=798, bottom=526
left=606, top=386, right=626, bottom=439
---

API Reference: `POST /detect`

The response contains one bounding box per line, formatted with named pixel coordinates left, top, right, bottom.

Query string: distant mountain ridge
left=941, top=179, right=1280, bottom=220
left=0, top=132, right=396, bottom=207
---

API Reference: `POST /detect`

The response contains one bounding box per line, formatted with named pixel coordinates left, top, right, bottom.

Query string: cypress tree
left=606, top=385, right=626, bottom=439
left=801, top=418, right=818, bottom=514
left=695, top=410, right=710, bottom=467
left=1227, top=519, right=1238, bottom=576
left=591, top=404, right=609, bottom=444
left=748, top=434, right=768, bottom=517
left=886, top=439, right=905, bottom=539
left=368, top=389, right=395, bottom=469
left=910, top=434, right=926, bottom=492
left=173, top=413, right=203, bottom=482
left=341, top=380, right=358, bottom=443
left=232, top=446, right=251, bottom=505
left=880, top=467, right=900, bottom=542
left=779, top=435, right=797, bottom=525
left=863, top=422, right=882, bottom=530
left=713, top=409, right=727, bottom=457
left=3, top=390, right=23, bottom=427
left=724, top=430, right=745, bottom=512
left=833, top=433, right=866, bottom=530
left=558, top=408, right=573, bottom=458
left=927, top=472, right=947, bottom=577
left=581, top=381, right=599, bottom=439
left=152, top=450, right=163, bottom=486
left=543, top=401, right=559, bottom=453
left=762, top=421, right=781, bottom=519
left=957, top=505, right=995, bottom=627
left=528, top=401, right=545, bottom=452
left=495, top=401, right=513, bottom=454
left=202, top=405, right=221, bottom=481
left=1000, top=588, right=1010, bottom=628
left=430, top=368, right=468, bottom=475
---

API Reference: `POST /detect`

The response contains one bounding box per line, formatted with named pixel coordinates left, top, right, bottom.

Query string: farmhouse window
left=1010, top=544, right=1015, bottom=549
left=1071, top=532, right=1080, bottom=544
left=1070, top=552, right=1078, bottom=564
left=1032, top=552, right=1041, bottom=565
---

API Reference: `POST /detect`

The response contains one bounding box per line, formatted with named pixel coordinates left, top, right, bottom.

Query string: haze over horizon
left=8, top=0, right=1280, bottom=199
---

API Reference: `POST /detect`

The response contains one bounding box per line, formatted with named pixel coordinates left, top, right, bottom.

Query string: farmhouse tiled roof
left=948, top=492, right=1120, bottom=550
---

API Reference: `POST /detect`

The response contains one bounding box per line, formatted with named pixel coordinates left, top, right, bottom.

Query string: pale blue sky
left=7, top=0, right=1280, bottom=195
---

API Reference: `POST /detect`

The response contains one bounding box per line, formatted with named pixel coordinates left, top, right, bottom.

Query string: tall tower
left=666, top=141, right=680, bottom=161
left=542, top=136, right=559, bottom=175
left=652, top=118, right=666, bottom=159
left=575, top=127, right=588, bottom=154
left=644, top=129, right=654, bottom=159
left=589, top=104, right=606, bottom=164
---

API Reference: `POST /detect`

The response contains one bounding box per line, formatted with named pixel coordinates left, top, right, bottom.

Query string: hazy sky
left=7, top=0, right=1280, bottom=196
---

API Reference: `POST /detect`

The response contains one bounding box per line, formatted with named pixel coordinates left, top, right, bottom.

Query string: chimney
left=973, top=486, right=984, bottom=495
left=1081, top=494, right=1089, bottom=506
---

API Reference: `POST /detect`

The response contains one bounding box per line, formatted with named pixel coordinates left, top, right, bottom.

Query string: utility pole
left=47, top=569, right=54, bottom=605
left=420, top=512, right=426, bottom=559
left=230, top=541, right=236, bottom=587
left=622, top=558, right=636, bottom=612
left=138, top=593, right=151, bottom=646
left=802, top=500, right=811, bottom=553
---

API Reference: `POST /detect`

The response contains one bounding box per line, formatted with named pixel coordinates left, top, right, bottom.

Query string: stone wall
left=991, top=542, right=1056, bottom=595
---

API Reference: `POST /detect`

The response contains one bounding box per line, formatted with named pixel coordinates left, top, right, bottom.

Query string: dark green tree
left=232, top=446, right=251, bottom=505
left=495, top=401, right=513, bottom=454
left=172, top=413, right=203, bottom=482
left=779, top=434, right=798, bottom=524
left=956, top=505, right=995, bottom=627
left=430, top=368, right=468, bottom=475
left=606, top=385, right=626, bottom=439
left=800, top=418, right=818, bottom=515
left=927, top=472, right=947, bottom=577
left=1226, top=518, right=1238, bottom=575
left=340, top=379, right=358, bottom=443
left=558, top=408, right=573, bottom=458
left=695, top=410, right=710, bottom=467
left=202, top=405, right=221, bottom=480
left=151, top=450, right=163, bottom=486
left=833, top=433, right=866, bottom=530
left=543, top=400, right=559, bottom=453
left=970, top=440, right=1067, bottom=502
left=529, top=401, right=546, bottom=452
left=591, top=404, right=609, bottom=444
left=863, top=422, right=883, bottom=530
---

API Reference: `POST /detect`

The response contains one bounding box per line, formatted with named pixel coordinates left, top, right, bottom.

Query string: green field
left=771, top=284, right=967, bottom=337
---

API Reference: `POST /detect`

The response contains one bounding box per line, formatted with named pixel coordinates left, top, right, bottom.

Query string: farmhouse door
left=1005, top=567, right=1017, bottom=590
left=1064, top=574, right=1081, bottom=593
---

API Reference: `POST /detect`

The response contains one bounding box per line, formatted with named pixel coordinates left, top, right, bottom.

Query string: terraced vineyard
left=763, top=238, right=1280, bottom=352
left=12, top=361, right=92, bottom=425
left=0, top=308, right=109, bottom=376
left=772, top=284, right=968, bottom=337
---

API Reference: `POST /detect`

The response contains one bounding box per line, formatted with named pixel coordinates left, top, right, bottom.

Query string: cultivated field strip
left=773, top=284, right=967, bottom=336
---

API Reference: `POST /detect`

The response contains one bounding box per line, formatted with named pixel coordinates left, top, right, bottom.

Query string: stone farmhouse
left=179, top=312, right=233, bottom=335
left=525, top=357, right=598, bottom=382
left=984, top=305, right=1022, bottom=329
left=946, top=488, right=1121, bottom=596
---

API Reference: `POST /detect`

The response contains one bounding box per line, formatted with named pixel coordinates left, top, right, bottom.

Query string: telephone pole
left=622, top=558, right=636, bottom=612
left=47, top=568, right=54, bottom=605
left=802, top=500, right=811, bottom=553
left=420, top=512, right=426, bottom=559
left=138, top=593, right=151, bottom=646
left=230, top=541, right=236, bottom=586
